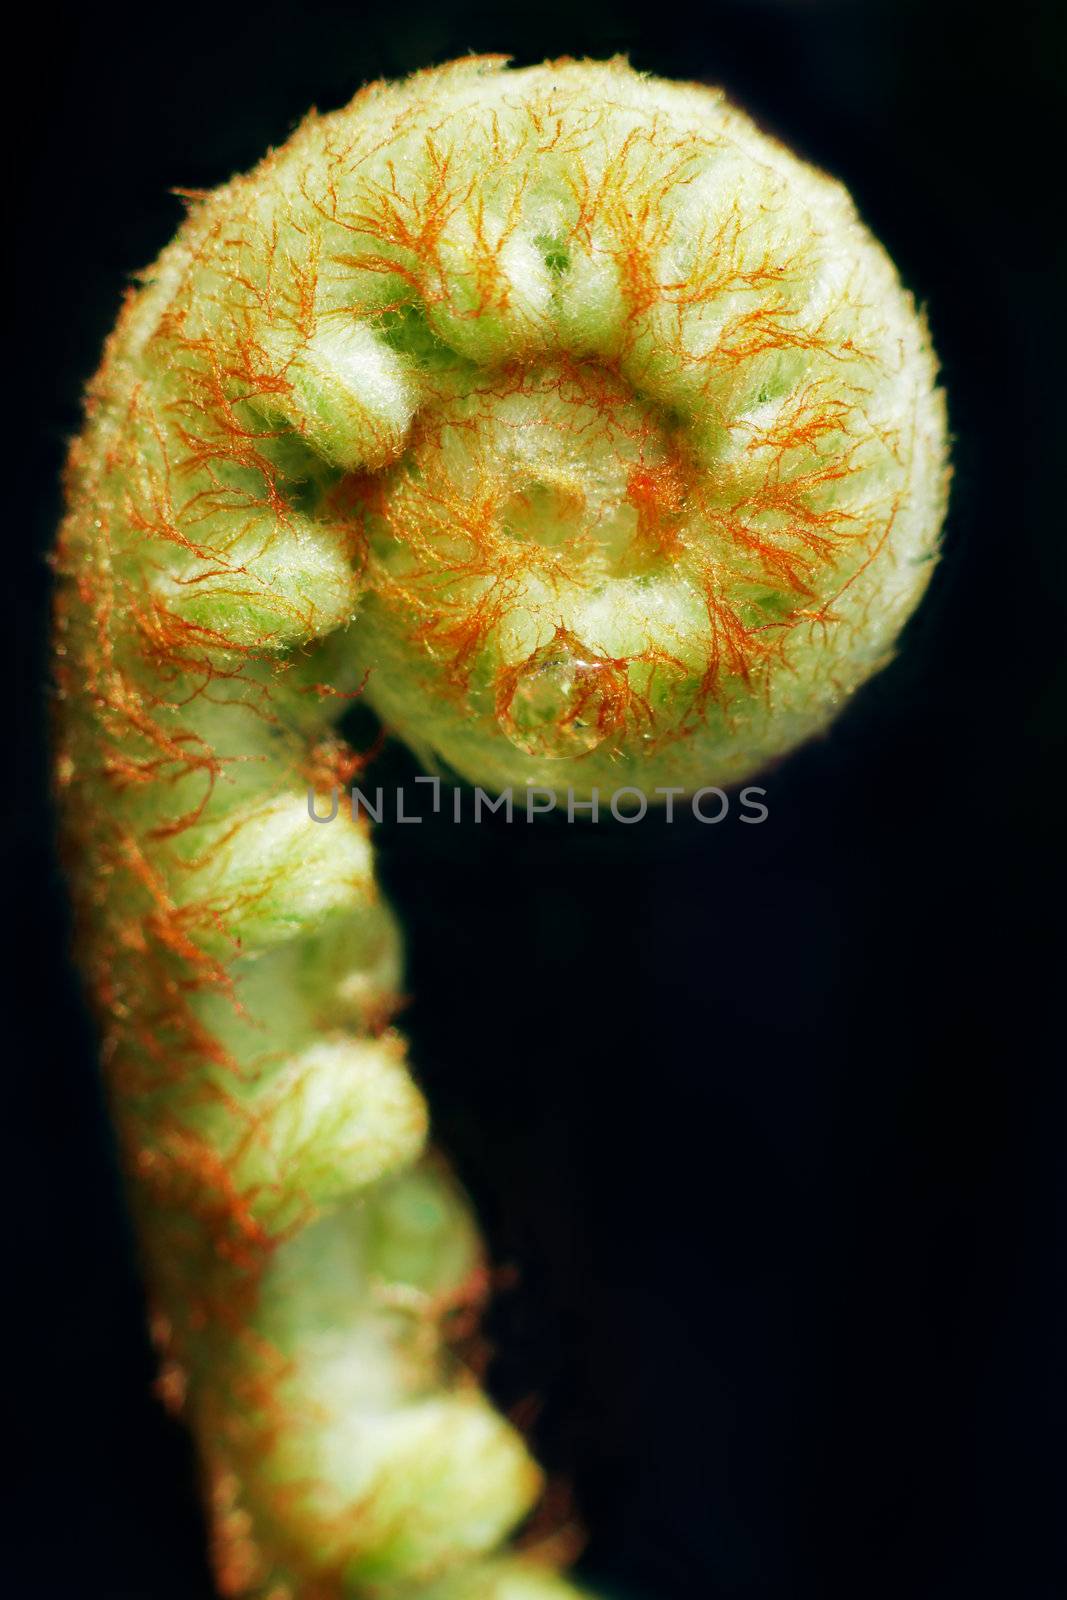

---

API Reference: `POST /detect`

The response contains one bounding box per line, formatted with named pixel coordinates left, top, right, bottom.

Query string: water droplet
left=499, top=640, right=617, bottom=759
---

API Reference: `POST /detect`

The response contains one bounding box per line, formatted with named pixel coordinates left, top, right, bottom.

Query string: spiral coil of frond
left=53, top=56, right=947, bottom=1599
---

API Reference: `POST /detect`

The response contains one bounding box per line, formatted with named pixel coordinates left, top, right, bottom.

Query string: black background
left=14, top=3, right=1065, bottom=1597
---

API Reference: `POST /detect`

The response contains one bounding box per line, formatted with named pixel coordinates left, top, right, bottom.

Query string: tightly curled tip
left=53, top=54, right=947, bottom=1599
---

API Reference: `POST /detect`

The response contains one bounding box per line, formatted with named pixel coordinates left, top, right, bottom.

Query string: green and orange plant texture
left=52, top=56, right=948, bottom=1599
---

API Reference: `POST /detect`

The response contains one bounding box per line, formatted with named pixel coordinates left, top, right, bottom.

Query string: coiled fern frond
left=53, top=56, right=947, bottom=1600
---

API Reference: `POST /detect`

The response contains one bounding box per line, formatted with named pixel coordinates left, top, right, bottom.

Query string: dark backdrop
left=14, top=3, right=1065, bottom=1597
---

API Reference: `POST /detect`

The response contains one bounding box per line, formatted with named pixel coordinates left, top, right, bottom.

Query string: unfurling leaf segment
left=52, top=56, right=948, bottom=1600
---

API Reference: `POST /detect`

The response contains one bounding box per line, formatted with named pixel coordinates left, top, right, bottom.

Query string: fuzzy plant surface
left=52, top=55, right=948, bottom=1600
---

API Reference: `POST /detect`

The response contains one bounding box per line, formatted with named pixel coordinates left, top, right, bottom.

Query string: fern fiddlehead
left=52, top=56, right=947, bottom=1599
